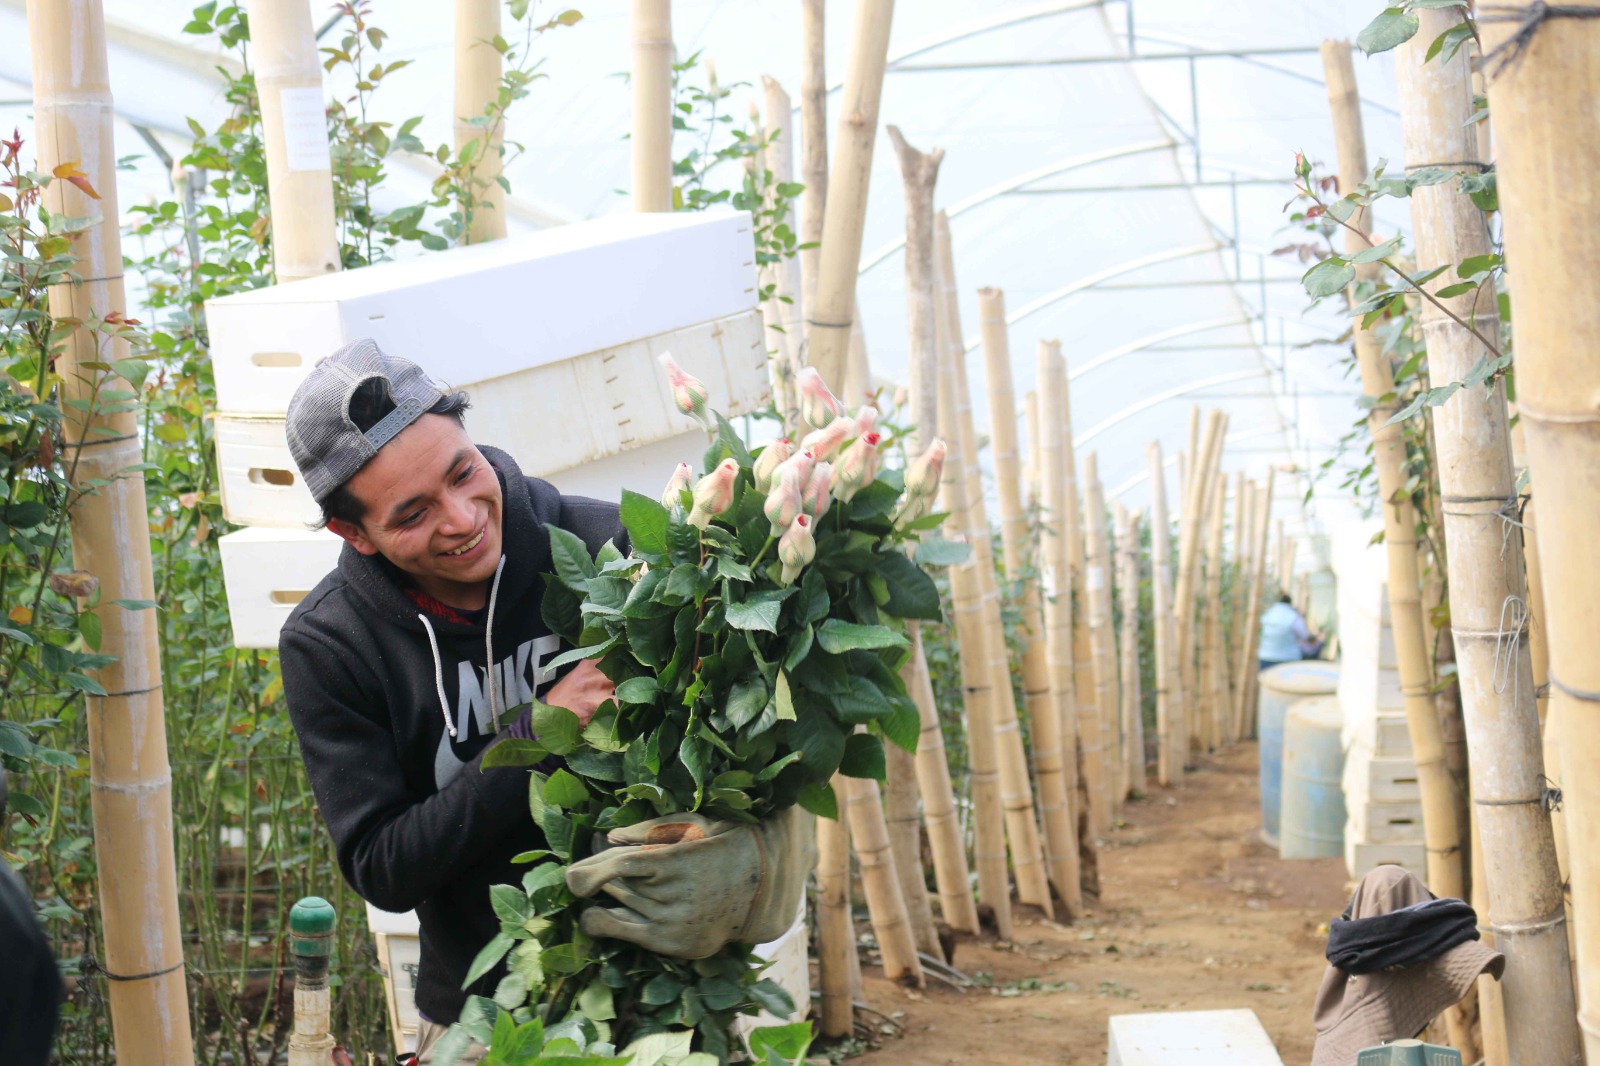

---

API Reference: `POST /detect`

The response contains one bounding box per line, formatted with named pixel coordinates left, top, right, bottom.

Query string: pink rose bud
left=778, top=513, right=816, bottom=585
left=688, top=458, right=739, bottom=529
left=658, top=351, right=711, bottom=426
left=772, top=448, right=817, bottom=496
left=832, top=431, right=882, bottom=504
left=763, top=466, right=806, bottom=537
left=904, top=438, right=948, bottom=499
left=854, top=404, right=879, bottom=437
left=752, top=437, right=794, bottom=493
left=796, top=366, right=842, bottom=429
left=801, top=415, right=857, bottom=463
left=661, top=462, right=694, bottom=509
left=802, top=461, right=833, bottom=520
left=893, top=384, right=910, bottom=408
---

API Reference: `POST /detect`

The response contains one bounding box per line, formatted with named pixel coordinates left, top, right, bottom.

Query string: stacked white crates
left=1333, top=520, right=1426, bottom=880
left=207, top=210, right=815, bottom=1053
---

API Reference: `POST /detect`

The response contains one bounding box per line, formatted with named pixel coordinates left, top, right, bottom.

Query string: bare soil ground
left=843, top=743, right=1352, bottom=1065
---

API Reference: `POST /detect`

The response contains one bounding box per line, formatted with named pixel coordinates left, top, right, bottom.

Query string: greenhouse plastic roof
left=0, top=0, right=1415, bottom=560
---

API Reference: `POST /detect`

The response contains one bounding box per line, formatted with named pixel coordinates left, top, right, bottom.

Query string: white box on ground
left=1107, top=1008, right=1283, bottom=1066
left=366, top=904, right=423, bottom=1055
left=217, top=526, right=342, bottom=649
left=206, top=210, right=757, bottom=414
left=1346, top=839, right=1426, bottom=881
left=1348, top=798, right=1424, bottom=844
left=214, top=309, right=766, bottom=529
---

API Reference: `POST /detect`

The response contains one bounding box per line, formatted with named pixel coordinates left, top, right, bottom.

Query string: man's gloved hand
left=564, top=804, right=817, bottom=958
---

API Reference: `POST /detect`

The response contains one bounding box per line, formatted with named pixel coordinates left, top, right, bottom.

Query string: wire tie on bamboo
left=103, top=683, right=163, bottom=699
left=1540, top=776, right=1564, bottom=814
left=1491, top=595, right=1529, bottom=696
left=1403, top=161, right=1493, bottom=173
left=1479, top=3, right=1600, bottom=71
left=1546, top=673, right=1600, bottom=702
left=806, top=318, right=853, bottom=329
left=83, top=954, right=186, bottom=983
left=73, top=432, right=141, bottom=448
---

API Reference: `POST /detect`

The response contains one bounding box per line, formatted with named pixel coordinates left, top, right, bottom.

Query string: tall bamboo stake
left=1471, top=806, right=1510, bottom=1066
left=27, top=3, right=196, bottom=1061
left=630, top=0, right=672, bottom=212
left=1060, top=389, right=1101, bottom=894
left=845, top=773, right=923, bottom=986
left=1231, top=470, right=1275, bottom=742
left=1038, top=340, right=1085, bottom=917
left=1147, top=442, right=1180, bottom=787
left=1324, top=40, right=1467, bottom=910
left=748, top=101, right=796, bottom=421
left=798, top=0, right=827, bottom=324
left=883, top=123, right=946, bottom=961
left=1225, top=471, right=1253, bottom=744
left=1116, top=503, right=1147, bottom=795
left=1174, top=410, right=1225, bottom=755
left=815, top=794, right=853, bottom=1037
left=952, top=305, right=1052, bottom=917
left=1024, top=391, right=1041, bottom=502
left=1396, top=18, right=1579, bottom=1060
left=454, top=0, right=505, bottom=243
left=981, top=292, right=1077, bottom=906
left=762, top=77, right=805, bottom=371
left=905, top=627, right=980, bottom=934
left=806, top=0, right=894, bottom=387
left=1198, top=476, right=1228, bottom=752
left=1479, top=8, right=1600, bottom=1059
left=249, top=0, right=338, bottom=283
left=935, top=292, right=1012, bottom=937
left=1082, top=454, right=1120, bottom=829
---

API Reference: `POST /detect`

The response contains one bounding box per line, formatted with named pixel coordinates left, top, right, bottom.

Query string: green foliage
left=1356, top=0, right=1477, bottom=59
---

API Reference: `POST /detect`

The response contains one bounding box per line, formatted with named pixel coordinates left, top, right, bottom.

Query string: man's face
left=327, top=413, right=504, bottom=609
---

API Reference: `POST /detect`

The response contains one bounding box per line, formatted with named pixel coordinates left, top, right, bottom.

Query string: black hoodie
left=279, top=446, right=625, bottom=1023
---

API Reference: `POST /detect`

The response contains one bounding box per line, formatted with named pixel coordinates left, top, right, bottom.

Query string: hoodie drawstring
left=421, top=555, right=509, bottom=741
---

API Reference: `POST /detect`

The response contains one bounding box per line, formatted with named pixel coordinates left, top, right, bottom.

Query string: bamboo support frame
left=1038, top=340, right=1086, bottom=919
left=1396, top=17, right=1579, bottom=1061
left=1231, top=470, right=1275, bottom=742
left=981, top=291, right=1077, bottom=908
left=798, top=0, right=827, bottom=325
left=816, top=784, right=853, bottom=1037
left=845, top=773, right=924, bottom=987
left=1323, top=40, right=1466, bottom=909
left=1173, top=410, right=1225, bottom=754
left=1082, top=454, right=1119, bottom=830
left=249, top=0, right=339, bottom=283
left=905, top=627, right=980, bottom=934
left=630, top=0, right=673, bottom=212
left=27, top=3, right=197, bottom=1061
left=1147, top=442, right=1180, bottom=786
left=1477, top=8, right=1600, bottom=1058
left=1060, top=392, right=1103, bottom=844
left=454, top=0, right=505, bottom=243
left=1226, top=471, right=1253, bottom=744
left=1116, top=503, right=1147, bottom=795
left=1198, top=477, right=1228, bottom=752
left=806, top=0, right=894, bottom=388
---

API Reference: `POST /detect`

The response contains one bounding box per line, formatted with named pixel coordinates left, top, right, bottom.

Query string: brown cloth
left=1311, top=866, right=1504, bottom=1066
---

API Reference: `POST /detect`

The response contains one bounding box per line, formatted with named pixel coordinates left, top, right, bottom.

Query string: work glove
left=564, top=804, right=817, bottom=958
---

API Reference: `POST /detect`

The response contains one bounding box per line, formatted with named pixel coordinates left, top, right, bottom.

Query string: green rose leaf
left=877, top=552, right=942, bottom=621
left=1302, top=257, right=1356, bottom=298
left=912, top=537, right=970, bottom=566
left=725, top=587, right=796, bottom=633
left=543, top=768, right=590, bottom=809
left=530, top=703, right=583, bottom=755
left=481, top=738, right=549, bottom=769
left=614, top=676, right=659, bottom=704
left=619, top=488, right=669, bottom=557
left=1356, top=8, right=1419, bottom=55
left=796, top=779, right=838, bottom=820
left=838, top=731, right=886, bottom=780
left=545, top=523, right=598, bottom=591
left=816, top=619, right=907, bottom=653
left=462, top=931, right=515, bottom=988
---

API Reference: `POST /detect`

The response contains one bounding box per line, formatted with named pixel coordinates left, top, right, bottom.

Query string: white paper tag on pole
left=1041, top=565, right=1058, bottom=599
left=1087, top=566, right=1106, bottom=592
left=279, top=87, right=332, bottom=172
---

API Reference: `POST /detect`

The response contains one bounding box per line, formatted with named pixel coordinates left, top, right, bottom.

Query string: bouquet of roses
left=433, top=360, right=950, bottom=1066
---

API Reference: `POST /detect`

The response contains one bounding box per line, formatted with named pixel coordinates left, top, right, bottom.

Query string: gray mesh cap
left=285, top=338, right=448, bottom=503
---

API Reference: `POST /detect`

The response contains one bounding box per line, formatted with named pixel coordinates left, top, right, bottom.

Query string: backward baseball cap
left=286, top=338, right=448, bottom=504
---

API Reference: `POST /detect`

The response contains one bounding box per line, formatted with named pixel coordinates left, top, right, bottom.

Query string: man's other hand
left=543, top=660, right=612, bottom=728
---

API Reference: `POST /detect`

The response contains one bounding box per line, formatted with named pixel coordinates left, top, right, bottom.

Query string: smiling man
left=278, top=339, right=809, bottom=1063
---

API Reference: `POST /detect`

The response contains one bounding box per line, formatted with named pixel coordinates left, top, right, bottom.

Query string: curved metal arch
left=857, top=139, right=1174, bottom=274
left=1072, top=368, right=1265, bottom=449
left=1068, top=316, right=1250, bottom=382
left=963, top=241, right=1220, bottom=352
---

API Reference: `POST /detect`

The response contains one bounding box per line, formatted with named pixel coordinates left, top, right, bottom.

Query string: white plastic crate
left=206, top=210, right=757, bottom=414
left=1346, top=839, right=1427, bottom=882
left=215, top=309, right=766, bottom=530
left=1348, top=798, right=1423, bottom=844
left=216, top=526, right=342, bottom=649
left=366, top=904, right=423, bottom=1055
left=1108, top=1009, right=1283, bottom=1066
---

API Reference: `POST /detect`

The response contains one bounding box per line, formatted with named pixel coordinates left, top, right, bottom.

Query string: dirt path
left=844, top=743, right=1351, bottom=1064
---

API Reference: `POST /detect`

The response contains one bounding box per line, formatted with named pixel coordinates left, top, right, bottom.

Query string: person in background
left=0, top=767, right=63, bottom=1065
left=1259, top=592, right=1321, bottom=669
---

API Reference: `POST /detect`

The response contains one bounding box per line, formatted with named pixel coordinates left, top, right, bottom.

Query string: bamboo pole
left=1198, top=476, right=1228, bottom=752
left=1062, top=404, right=1104, bottom=840
left=1024, top=391, right=1041, bottom=502
left=935, top=287, right=1013, bottom=937
left=630, top=0, right=672, bottom=212
left=883, top=123, right=947, bottom=960
left=1323, top=40, right=1467, bottom=909
left=1082, top=454, right=1120, bottom=828
left=1225, top=471, right=1253, bottom=744
left=1467, top=14, right=1600, bottom=1060
left=748, top=101, right=796, bottom=423
left=454, top=0, right=505, bottom=243
left=1038, top=340, right=1086, bottom=918
left=1471, top=806, right=1510, bottom=1066
left=1173, top=410, right=1225, bottom=755
left=1399, top=23, right=1578, bottom=1060
left=806, top=0, right=894, bottom=387
left=952, top=304, right=1052, bottom=917
left=762, top=77, right=805, bottom=372
left=905, top=626, right=980, bottom=934
left=981, top=292, right=1078, bottom=907
left=1147, top=442, right=1180, bottom=787
left=26, top=3, right=196, bottom=1061
left=248, top=0, right=338, bottom=283
left=845, top=773, right=924, bottom=986
left=1183, top=407, right=1201, bottom=502
left=1231, top=470, right=1275, bottom=742
left=1116, top=503, right=1148, bottom=796
left=816, top=789, right=854, bottom=1037
left=798, top=0, right=826, bottom=324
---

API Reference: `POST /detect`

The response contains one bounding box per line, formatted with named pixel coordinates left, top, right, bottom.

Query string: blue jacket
left=1258, top=601, right=1309, bottom=663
